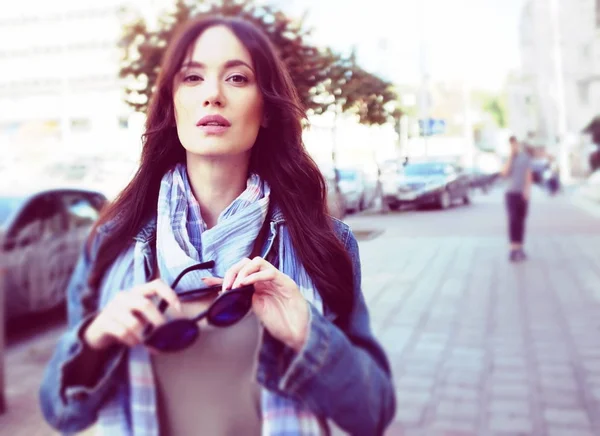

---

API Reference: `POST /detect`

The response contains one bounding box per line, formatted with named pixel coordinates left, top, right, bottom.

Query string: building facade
left=508, top=0, right=600, bottom=175
left=0, top=0, right=173, bottom=193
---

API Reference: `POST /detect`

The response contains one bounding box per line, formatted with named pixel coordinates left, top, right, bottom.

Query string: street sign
left=419, top=118, right=446, bottom=136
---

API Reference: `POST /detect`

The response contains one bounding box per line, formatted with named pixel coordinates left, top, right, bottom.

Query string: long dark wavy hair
left=84, top=16, right=355, bottom=326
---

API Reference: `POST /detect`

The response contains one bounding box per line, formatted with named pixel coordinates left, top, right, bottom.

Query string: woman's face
left=173, top=25, right=264, bottom=159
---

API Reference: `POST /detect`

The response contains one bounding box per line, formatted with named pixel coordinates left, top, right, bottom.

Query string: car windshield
left=402, top=163, right=448, bottom=176
left=0, top=196, right=24, bottom=226
left=338, top=170, right=358, bottom=181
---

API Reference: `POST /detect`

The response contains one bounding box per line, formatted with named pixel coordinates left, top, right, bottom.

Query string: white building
left=510, top=0, right=600, bottom=174
left=0, top=0, right=173, bottom=193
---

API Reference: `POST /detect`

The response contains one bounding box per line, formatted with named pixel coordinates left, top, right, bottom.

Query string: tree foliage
left=473, top=91, right=507, bottom=128
left=118, top=0, right=398, bottom=125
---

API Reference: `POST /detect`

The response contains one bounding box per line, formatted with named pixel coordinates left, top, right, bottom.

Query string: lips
left=196, top=115, right=231, bottom=135
left=196, top=115, right=231, bottom=127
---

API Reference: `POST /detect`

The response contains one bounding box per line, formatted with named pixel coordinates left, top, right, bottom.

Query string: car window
left=6, top=194, right=66, bottom=250
left=60, top=192, right=103, bottom=229
left=403, top=163, right=446, bottom=176
left=0, top=197, right=24, bottom=226
left=338, top=170, right=358, bottom=181
left=444, top=165, right=457, bottom=175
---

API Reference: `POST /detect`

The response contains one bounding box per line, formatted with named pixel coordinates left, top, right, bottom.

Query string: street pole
left=0, top=259, right=5, bottom=414
left=462, top=78, right=475, bottom=168
left=549, top=0, right=570, bottom=182
left=461, top=18, right=475, bottom=169
left=418, top=0, right=430, bottom=159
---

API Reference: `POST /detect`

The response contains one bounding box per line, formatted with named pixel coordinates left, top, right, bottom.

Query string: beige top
left=151, top=294, right=262, bottom=436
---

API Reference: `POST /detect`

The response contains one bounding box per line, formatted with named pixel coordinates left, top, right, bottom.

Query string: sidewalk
left=2, top=187, right=600, bottom=435
left=350, top=203, right=600, bottom=435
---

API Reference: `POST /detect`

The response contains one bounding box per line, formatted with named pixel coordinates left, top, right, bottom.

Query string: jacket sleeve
left=38, top=235, right=127, bottom=433
left=258, top=229, right=396, bottom=435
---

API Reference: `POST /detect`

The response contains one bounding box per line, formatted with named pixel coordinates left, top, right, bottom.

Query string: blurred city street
left=348, top=185, right=600, bottom=435
left=0, top=185, right=599, bottom=435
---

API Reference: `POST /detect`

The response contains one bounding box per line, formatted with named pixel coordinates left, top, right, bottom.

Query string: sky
left=5, top=0, right=525, bottom=91
left=274, top=0, right=525, bottom=91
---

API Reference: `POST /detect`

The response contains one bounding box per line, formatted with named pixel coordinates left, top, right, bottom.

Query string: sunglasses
left=143, top=261, right=256, bottom=353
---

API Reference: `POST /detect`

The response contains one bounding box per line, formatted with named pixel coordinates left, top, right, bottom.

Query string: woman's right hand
left=83, top=279, right=182, bottom=350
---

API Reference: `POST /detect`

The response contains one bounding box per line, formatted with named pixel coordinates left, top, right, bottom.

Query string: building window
left=70, top=118, right=91, bottom=133
left=118, top=116, right=129, bottom=129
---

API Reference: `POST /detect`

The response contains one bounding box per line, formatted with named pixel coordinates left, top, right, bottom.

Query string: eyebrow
left=180, top=59, right=254, bottom=73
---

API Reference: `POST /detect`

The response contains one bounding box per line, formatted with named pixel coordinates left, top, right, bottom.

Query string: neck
left=185, top=152, right=250, bottom=229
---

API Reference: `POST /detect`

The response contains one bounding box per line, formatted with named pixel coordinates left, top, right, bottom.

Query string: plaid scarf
left=95, top=163, right=325, bottom=435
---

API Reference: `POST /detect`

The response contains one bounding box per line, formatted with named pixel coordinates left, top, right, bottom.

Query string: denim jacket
left=39, top=213, right=396, bottom=435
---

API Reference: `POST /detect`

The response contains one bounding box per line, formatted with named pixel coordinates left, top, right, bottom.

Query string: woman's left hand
left=202, top=257, right=309, bottom=352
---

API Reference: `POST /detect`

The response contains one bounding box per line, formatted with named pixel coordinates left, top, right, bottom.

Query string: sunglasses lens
left=209, top=288, right=254, bottom=327
left=145, top=319, right=199, bottom=352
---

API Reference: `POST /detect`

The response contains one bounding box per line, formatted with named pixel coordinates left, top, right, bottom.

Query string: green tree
left=119, top=0, right=397, bottom=125
left=474, top=91, right=507, bottom=128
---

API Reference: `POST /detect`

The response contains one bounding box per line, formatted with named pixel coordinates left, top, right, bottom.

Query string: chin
left=183, top=141, right=253, bottom=158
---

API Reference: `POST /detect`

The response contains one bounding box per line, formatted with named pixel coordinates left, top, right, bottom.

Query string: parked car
left=0, top=188, right=107, bottom=321
left=317, top=164, right=346, bottom=220
left=464, top=167, right=498, bottom=193
left=382, top=161, right=471, bottom=210
left=325, top=174, right=347, bottom=220
left=337, top=167, right=378, bottom=213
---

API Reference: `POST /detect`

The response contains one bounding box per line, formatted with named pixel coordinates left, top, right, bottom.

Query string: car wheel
left=462, top=190, right=471, bottom=205
left=388, top=202, right=400, bottom=211
left=358, top=196, right=366, bottom=211
left=438, top=190, right=451, bottom=210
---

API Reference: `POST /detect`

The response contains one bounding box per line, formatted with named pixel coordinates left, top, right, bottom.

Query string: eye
left=183, top=73, right=203, bottom=83
left=227, top=74, right=248, bottom=84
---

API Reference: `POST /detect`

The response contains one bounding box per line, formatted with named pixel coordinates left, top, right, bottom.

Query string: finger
left=222, top=258, right=251, bottom=292
left=238, top=269, right=277, bottom=287
left=202, top=277, right=224, bottom=286
left=136, top=279, right=182, bottom=312
left=111, top=309, right=147, bottom=342
left=251, top=293, right=267, bottom=318
left=101, top=313, right=141, bottom=347
left=232, top=257, right=270, bottom=289
left=125, top=295, right=168, bottom=328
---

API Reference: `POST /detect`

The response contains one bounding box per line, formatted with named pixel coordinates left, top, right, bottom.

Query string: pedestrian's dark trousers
left=505, top=192, right=529, bottom=244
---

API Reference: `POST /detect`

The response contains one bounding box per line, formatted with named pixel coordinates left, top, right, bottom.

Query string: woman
left=39, top=16, right=395, bottom=436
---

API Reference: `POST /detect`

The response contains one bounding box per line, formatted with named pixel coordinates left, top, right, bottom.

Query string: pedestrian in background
left=39, top=16, right=395, bottom=436
left=545, top=155, right=560, bottom=195
left=501, top=136, right=533, bottom=262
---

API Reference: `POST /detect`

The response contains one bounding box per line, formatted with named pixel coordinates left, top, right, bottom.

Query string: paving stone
left=440, top=386, right=480, bottom=402
left=543, top=408, right=591, bottom=427
left=394, top=405, right=426, bottom=425
left=490, top=383, right=531, bottom=400
left=547, top=428, right=596, bottom=436
left=430, top=419, right=478, bottom=433
left=488, top=414, right=534, bottom=434
left=539, top=375, right=579, bottom=392
left=435, top=400, right=480, bottom=420
left=488, top=399, right=530, bottom=416
left=395, top=388, right=433, bottom=408
left=395, top=375, right=436, bottom=391
left=540, top=388, right=584, bottom=408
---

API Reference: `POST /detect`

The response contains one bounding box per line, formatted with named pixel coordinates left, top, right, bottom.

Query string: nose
left=202, top=78, right=224, bottom=107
